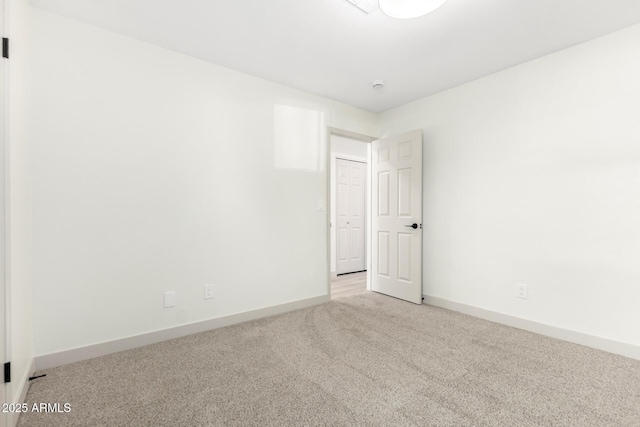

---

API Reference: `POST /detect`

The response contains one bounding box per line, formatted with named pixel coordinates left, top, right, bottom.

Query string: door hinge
left=3, top=362, right=10, bottom=383
left=2, top=38, right=8, bottom=58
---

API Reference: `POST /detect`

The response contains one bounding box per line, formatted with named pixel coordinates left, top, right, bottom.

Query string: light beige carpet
left=18, top=293, right=640, bottom=426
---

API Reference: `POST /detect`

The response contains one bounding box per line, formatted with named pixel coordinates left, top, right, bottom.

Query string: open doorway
left=328, top=129, right=374, bottom=300
left=327, top=128, right=424, bottom=304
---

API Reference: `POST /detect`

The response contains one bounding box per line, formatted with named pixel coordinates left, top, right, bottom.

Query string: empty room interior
left=2, top=0, right=640, bottom=426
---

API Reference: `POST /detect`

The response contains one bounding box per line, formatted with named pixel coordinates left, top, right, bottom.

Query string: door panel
left=371, top=130, right=423, bottom=304
left=378, top=171, right=389, bottom=215
left=398, top=168, right=412, bottom=216
left=398, top=233, right=412, bottom=281
left=336, top=159, right=367, bottom=274
left=378, top=232, right=389, bottom=277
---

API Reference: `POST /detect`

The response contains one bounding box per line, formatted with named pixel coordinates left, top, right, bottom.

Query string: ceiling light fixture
left=379, top=0, right=448, bottom=19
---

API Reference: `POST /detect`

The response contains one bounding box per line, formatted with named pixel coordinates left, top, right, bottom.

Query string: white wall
left=6, top=0, right=33, bottom=415
left=329, top=135, right=369, bottom=275
left=379, top=23, right=640, bottom=348
left=30, top=9, right=377, bottom=357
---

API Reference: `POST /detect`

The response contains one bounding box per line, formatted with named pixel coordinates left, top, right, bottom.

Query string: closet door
left=336, top=159, right=366, bottom=274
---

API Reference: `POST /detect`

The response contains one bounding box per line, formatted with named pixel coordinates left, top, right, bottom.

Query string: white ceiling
left=30, top=0, right=640, bottom=112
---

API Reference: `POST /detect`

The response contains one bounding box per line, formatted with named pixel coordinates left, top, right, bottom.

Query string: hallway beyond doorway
left=331, top=271, right=367, bottom=299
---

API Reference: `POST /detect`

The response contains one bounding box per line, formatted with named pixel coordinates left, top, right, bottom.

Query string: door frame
left=326, top=127, right=375, bottom=296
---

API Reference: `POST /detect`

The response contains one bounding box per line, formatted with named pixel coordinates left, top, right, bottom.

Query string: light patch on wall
left=274, top=104, right=326, bottom=171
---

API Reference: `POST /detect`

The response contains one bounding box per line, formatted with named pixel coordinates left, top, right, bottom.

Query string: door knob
left=405, top=223, right=418, bottom=229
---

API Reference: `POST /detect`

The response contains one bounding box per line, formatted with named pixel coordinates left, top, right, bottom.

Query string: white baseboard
left=35, top=295, right=330, bottom=371
left=10, top=358, right=34, bottom=427
left=424, top=294, right=640, bottom=361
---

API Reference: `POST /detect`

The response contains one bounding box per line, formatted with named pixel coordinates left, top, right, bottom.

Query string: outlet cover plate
left=204, top=284, right=214, bottom=300
left=164, top=291, right=176, bottom=308
left=517, top=284, right=528, bottom=299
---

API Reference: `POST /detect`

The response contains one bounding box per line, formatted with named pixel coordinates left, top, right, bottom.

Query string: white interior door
left=371, top=130, right=423, bottom=304
left=336, top=159, right=366, bottom=274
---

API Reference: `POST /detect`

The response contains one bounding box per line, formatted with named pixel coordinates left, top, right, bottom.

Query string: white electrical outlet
left=204, top=284, right=214, bottom=300
left=517, top=284, right=528, bottom=300
left=164, top=291, right=176, bottom=308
